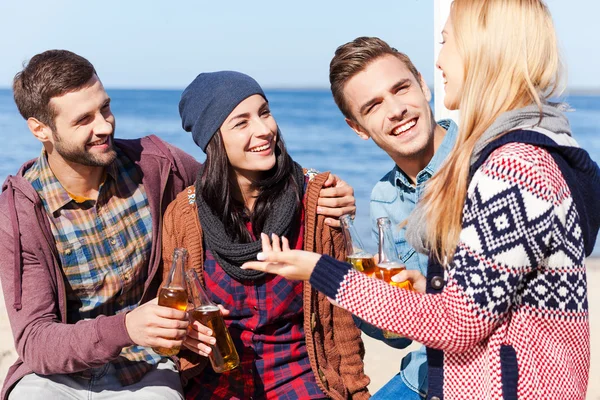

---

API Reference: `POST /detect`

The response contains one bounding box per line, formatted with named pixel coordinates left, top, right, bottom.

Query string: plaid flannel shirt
left=186, top=192, right=325, bottom=400
left=23, top=149, right=161, bottom=386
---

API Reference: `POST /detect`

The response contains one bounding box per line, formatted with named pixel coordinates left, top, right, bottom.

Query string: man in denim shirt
left=329, top=37, right=458, bottom=399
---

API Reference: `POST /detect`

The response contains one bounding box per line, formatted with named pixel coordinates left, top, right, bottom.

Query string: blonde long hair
left=422, top=0, right=564, bottom=263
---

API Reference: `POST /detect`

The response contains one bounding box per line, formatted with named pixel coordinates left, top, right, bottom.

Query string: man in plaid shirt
left=0, top=50, right=356, bottom=400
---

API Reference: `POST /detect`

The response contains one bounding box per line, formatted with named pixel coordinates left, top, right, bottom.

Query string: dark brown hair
left=198, top=129, right=301, bottom=243
left=329, top=37, right=421, bottom=121
left=13, top=50, right=96, bottom=130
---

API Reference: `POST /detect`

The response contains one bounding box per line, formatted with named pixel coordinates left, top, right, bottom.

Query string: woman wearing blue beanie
left=161, top=71, right=370, bottom=399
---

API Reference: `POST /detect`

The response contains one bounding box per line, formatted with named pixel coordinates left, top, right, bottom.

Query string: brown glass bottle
left=190, top=305, right=240, bottom=373
left=153, top=248, right=188, bottom=357
left=186, top=269, right=240, bottom=373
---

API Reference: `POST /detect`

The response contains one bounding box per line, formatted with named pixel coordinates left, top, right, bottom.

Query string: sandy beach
left=1, top=259, right=599, bottom=398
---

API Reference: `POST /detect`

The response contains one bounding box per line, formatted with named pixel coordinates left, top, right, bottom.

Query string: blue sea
left=1, top=89, right=599, bottom=255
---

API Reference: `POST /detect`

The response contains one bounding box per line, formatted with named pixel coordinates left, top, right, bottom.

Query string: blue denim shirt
left=359, top=119, right=458, bottom=396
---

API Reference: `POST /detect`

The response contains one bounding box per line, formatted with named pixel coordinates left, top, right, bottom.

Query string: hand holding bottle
left=185, top=270, right=240, bottom=373
left=125, top=297, right=189, bottom=350
left=183, top=304, right=230, bottom=357
left=391, top=270, right=427, bottom=293
left=152, top=248, right=190, bottom=356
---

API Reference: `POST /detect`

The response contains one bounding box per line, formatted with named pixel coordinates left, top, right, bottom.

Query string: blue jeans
left=371, top=373, right=425, bottom=400
left=9, top=359, right=183, bottom=399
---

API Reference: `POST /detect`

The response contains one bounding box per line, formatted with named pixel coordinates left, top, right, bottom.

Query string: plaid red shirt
left=185, top=199, right=325, bottom=400
left=23, top=149, right=161, bottom=386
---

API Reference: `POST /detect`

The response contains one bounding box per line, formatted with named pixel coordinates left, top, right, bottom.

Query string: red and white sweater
left=310, top=143, right=589, bottom=399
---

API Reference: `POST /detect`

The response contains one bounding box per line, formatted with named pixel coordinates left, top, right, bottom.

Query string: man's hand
left=318, top=174, right=356, bottom=227
left=125, top=298, right=189, bottom=350
left=391, top=270, right=427, bottom=293
left=183, top=305, right=230, bottom=357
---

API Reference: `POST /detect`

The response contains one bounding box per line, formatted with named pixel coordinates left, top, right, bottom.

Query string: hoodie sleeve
left=309, top=143, right=580, bottom=352
left=0, top=190, right=134, bottom=375
left=164, top=141, right=201, bottom=187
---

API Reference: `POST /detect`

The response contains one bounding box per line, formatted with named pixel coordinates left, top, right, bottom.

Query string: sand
left=1, top=259, right=599, bottom=398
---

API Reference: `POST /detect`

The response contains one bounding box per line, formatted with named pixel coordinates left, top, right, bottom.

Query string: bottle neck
left=377, top=221, right=401, bottom=264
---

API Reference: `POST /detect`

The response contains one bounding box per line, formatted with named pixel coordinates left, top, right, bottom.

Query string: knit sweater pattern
left=311, top=143, right=589, bottom=399
left=161, top=171, right=371, bottom=400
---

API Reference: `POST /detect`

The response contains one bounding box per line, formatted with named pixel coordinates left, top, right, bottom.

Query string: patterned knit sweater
left=310, top=141, right=595, bottom=400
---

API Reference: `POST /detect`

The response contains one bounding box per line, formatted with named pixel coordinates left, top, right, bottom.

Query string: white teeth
left=250, top=143, right=270, bottom=152
left=392, top=119, right=416, bottom=136
left=89, top=137, right=107, bottom=146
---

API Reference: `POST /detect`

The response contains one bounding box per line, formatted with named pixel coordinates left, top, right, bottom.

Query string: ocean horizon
left=2, top=88, right=599, bottom=256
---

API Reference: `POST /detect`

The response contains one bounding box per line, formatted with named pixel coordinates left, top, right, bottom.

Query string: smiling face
left=45, top=75, right=116, bottom=167
left=343, top=54, right=436, bottom=162
left=436, top=16, right=465, bottom=110
left=219, top=94, right=278, bottom=183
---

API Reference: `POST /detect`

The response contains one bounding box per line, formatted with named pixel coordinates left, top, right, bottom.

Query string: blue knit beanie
left=179, top=71, right=267, bottom=152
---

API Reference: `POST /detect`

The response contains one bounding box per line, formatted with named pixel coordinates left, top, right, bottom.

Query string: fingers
left=391, top=270, right=409, bottom=283
left=260, top=232, right=273, bottom=253
left=253, top=250, right=292, bottom=265
left=281, top=236, right=291, bottom=251
left=317, top=205, right=356, bottom=218
left=318, top=186, right=353, bottom=200
left=391, top=269, right=427, bottom=293
left=183, top=336, right=212, bottom=357
left=188, top=320, right=212, bottom=336
left=271, top=233, right=281, bottom=252
left=241, top=261, right=275, bottom=273
left=152, top=337, right=184, bottom=350
left=322, top=173, right=336, bottom=188
left=260, top=233, right=290, bottom=252
left=154, top=305, right=188, bottom=321
left=324, top=218, right=341, bottom=228
left=152, top=327, right=188, bottom=340
left=187, top=321, right=216, bottom=344
left=217, top=304, right=231, bottom=316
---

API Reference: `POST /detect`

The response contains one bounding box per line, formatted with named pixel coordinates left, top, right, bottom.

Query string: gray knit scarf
left=405, top=102, right=574, bottom=256
left=195, top=162, right=305, bottom=281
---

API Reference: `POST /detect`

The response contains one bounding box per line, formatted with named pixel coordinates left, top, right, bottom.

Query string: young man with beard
left=328, top=37, right=458, bottom=399
left=0, top=50, right=356, bottom=400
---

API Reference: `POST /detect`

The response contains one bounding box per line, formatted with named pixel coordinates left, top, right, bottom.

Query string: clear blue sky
left=0, top=0, right=597, bottom=90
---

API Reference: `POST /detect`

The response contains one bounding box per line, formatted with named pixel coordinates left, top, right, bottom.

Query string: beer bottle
left=376, top=217, right=414, bottom=291
left=153, top=248, right=189, bottom=357
left=340, top=214, right=376, bottom=276
left=376, top=217, right=413, bottom=339
left=186, top=269, right=240, bottom=373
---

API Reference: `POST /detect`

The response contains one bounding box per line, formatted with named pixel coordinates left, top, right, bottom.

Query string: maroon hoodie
left=0, top=135, right=200, bottom=399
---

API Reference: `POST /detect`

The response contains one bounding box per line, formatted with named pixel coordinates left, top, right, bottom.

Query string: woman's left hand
left=241, top=233, right=321, bottom=281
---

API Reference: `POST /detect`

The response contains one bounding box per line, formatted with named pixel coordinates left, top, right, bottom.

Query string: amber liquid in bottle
left=191, top=305, right=240, bottom=373
left=153, top=287, right=188, bottom=357
left=346, top=254, right=377, bottom=276
left=372, top=263, right=414, bottom=291
left=376, top=218, right=413, bottom=339
left=152, top=248, right=189, bottom=357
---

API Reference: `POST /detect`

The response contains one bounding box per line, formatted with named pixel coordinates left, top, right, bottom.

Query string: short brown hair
left=13, top=50, right=96, bottom=130
left=329, top=37, right=421, bottom=121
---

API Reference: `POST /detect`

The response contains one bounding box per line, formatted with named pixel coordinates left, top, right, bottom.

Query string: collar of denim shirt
left=393, top=119, right=458, bottom=191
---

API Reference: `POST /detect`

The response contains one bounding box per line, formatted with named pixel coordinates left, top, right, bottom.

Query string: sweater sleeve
left=310, top=144, right=565, bottom=353
left=0, top=196, right=133, bottom=375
